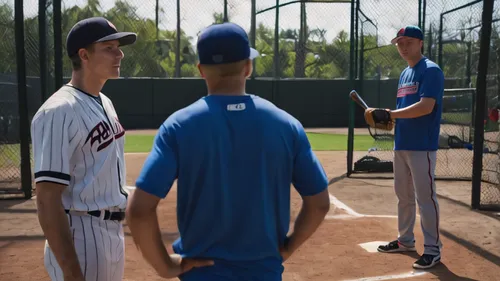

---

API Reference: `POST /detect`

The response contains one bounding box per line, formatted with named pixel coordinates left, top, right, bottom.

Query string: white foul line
left=326, top=214, right=400, bottom=220
left=328, top=193, right=399, bottom=219
left=329, top=193, right=363, bottom=217
left=341, top=271, right=427, bottom=281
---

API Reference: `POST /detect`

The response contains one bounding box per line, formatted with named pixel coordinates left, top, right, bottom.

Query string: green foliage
left=0, top=4, right=15, bottom=74
left=0, top=1, right=490, bottom=80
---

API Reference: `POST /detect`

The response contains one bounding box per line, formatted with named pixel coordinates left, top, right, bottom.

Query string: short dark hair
left=69, top=45, right=95, bottom=71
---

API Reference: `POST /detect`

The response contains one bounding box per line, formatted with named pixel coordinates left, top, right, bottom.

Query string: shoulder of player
left=254, top=96, right=296, bottom=119
left=251, top=96, right=305, bottom=132
left=423, top=58, right=443, bottom=73
left=32, top=90, right=77, bottom=122
left=400, top=66, right=411, bottom=76
left=160, top=98, right=208, bottom=126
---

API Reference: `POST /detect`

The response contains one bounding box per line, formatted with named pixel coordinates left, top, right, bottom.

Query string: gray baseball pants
left=393, top=150, right=442, bottom=255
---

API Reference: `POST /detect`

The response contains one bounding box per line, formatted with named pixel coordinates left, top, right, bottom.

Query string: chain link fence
left=430, top=0, right=500, bottom=208
left=20, top=0, right=358, bottom=80
left=9, top=0, right=500, bottom=208
left=0, top=0, right=22, bottom=195
left=482, top=16, right=500, bottom=208
left=253, top=1, right=352, bottom=79
left=358, top=0, right=418, bottom=80
left=352, top=88, right=477, bottom=178
left=351, top=0, right=419, bottom=176
left=16, top=0, right=427, bottom=81
left=350, top=0, right=500, bottom=210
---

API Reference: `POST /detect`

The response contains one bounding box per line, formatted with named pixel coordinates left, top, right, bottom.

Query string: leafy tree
left=0, top=4, right=16, bottom=75
left=0, top=0, right=490, bottom=81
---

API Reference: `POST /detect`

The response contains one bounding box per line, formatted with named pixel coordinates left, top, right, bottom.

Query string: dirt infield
left=1, top=151, right=499, bottom=280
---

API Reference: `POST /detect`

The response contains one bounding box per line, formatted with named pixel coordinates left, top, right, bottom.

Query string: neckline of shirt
left=65, top=83, right=102, bottom=104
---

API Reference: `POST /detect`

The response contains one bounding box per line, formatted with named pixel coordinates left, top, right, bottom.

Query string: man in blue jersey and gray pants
left=126, top=22, right=331, bottom=280
left=371, top=26, right=444, bottom=269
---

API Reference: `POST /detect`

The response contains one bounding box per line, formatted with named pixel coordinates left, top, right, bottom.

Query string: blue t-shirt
left=394, top=57, right=444, bottom=151
left=135, top=94, right=328, bottom=279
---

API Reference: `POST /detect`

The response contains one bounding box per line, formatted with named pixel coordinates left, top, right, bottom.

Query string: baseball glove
left=364, top=108, right=394, bottom=131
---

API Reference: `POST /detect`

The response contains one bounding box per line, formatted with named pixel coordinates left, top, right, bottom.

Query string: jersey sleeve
left=135, top=122, right=178, bottom=199
left=31, top=104, right=80, bottom=186
left=421, top=67, right=444, bottom=100
left=291, top=123, right=329, bottom=197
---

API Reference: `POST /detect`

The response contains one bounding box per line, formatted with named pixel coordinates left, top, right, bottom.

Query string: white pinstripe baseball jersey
left=31, top=84, right=129, bottom=211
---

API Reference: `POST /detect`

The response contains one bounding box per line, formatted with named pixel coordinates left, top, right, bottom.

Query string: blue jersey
left=135, top=94, right=328, bottom=279
left=394, top=57, right=444, bottom=151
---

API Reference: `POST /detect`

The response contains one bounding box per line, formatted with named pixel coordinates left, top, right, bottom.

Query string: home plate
left=358, top=241, right=387, bottom=253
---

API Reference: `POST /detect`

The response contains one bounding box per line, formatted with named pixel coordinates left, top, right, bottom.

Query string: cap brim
left=96, top=32, right=137, bottom=46
left=391, top=36, right=401, bottom=45
left=391, top=35, right=423, bottom=45
left=249, top=48, right=259, bottom=60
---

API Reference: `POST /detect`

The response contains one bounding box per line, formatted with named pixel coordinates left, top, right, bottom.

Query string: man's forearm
left=127, top=210, right=173, bottom=276
left=286, top=203, right=329, bottom=255
left=390, top=100, right=433, bottom=119
left=37, top=191, right=83, bottom=279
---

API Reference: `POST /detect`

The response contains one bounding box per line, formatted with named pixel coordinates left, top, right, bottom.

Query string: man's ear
left=79, top=48, right=90, bottom=62
left=197, top=63, right=206, bottom=78
left=244, top=59, right=253, bottom=78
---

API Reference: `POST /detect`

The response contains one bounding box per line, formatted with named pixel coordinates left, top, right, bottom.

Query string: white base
left=358, top=241, right=389, bottom=253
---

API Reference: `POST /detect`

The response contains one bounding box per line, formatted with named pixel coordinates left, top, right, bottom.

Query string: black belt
left=65, top=209, right=125, bottom=221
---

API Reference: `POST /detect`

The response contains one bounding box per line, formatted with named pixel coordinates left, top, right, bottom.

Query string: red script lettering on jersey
left=113, top=117, right=125, bottom=140
left=85, top=119, right=126, bottom=151
left=85, top=121, right=113, bottom=151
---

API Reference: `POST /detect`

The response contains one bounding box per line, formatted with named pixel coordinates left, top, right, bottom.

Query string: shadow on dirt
left=425, top=262, right=480, bottom=281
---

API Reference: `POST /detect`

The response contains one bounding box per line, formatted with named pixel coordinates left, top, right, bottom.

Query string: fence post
left=418, top=0, right=422, bottom=29
left=420, top=0, right=427, bottom=54
left=39, top=0, right=47, bottom=103
left=347, top=0, right=357, bottom=176
left=224, top=0, right=228, bottom=22
left=471, top=0, right=495, bottom=210
left=155, top=0, right=159, bottom=40
left=438, top=14, right=443, bottom=67
left=273, top=0, right=280, bottom=79
left=360, top=22, right=364, bottom=85
left=175, top=0, right=181, bottom=77
left=354, top=0, right=359, bottom=78
left=422, top=0, right=426, bottom=37
left=15, top=0, right=32, bottom=199
left=250, top=0, right=256, bottom=79
left=427, top=25, right=433, bottom=60
left=53, top=0, right=63, bottom=89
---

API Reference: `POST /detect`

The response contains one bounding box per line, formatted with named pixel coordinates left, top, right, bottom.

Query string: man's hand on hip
left=161, top=254, right=214, bottom=278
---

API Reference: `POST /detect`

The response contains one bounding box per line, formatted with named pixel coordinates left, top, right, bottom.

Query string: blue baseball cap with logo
left=391, top=25, right=424, bottom=44
left=66, top=17, right=137, bottom=57
left=197, top=22, right=259, bottom=65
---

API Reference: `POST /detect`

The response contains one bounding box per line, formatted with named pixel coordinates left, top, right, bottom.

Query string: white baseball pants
left=44, top=213, right=125, bottom=281
left=393, top=150, right=442, bottom=255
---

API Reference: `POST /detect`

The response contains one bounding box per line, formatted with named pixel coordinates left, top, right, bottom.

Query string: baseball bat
left=349, top=90, right=369, bottom=110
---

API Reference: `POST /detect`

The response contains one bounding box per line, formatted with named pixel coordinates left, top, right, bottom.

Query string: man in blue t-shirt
left=125, top=22, right=330, bottom=280
left=374, top=26, right=444, bottom=270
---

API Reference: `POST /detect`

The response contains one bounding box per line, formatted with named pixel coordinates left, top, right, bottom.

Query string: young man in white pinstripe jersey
left=31, top=17, right=136, bottom=281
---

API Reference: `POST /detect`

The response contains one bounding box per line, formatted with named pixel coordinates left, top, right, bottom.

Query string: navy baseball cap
left=66, top=17, right=137, bottom=57
left=197, top=22, right=259, bottom=65
left=391, top=25, right=423, bottom=44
